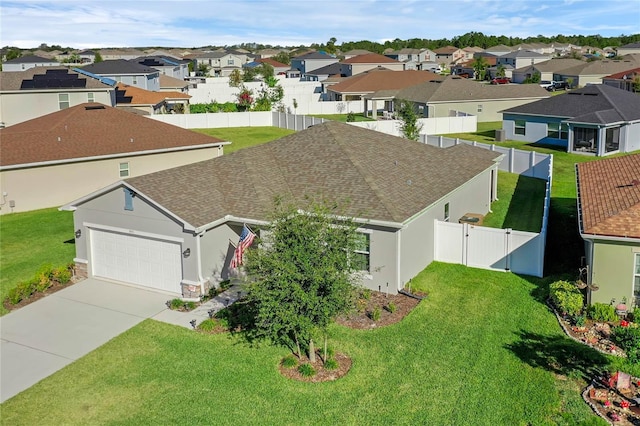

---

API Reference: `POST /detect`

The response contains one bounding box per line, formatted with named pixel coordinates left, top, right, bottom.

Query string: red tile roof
left=0, top=103, right=224, bottom=167
left=603, top=67, right=640, bottom=79
left=577, top=154, right=640, bottom=239
left=116, top=83, right=190, bottom=106
left=256, top=58, right=289, bottom=68
left=341, top=53, right=399, bottom=64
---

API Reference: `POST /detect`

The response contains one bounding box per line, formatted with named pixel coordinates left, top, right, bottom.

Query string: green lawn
left=483, top=171, right=546, bottom=232
left=0, top=262, right=608, bottom=425
left=310, top=113, right=375, bottom=122
left=193, top=126, right=295, bottom=154
left=0, top=208, right=75, bottom=315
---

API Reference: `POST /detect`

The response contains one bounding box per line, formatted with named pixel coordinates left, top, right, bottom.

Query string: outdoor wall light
left=75, top=229, right=81, bottom=238
left=183, top=248, right=191, bottom=258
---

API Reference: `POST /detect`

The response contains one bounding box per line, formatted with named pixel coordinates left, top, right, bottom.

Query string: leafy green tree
left=471, top=56, right=489, bottom=80
left=257, top=63, right=274, bottom=80
left=396, top=99, right=423, bottom=141
left=242, top=66, right=257, bottom=82
left=94, top=51, right=103, bottom=63
left=272, top=51, right=291, bottom=65
left=6, top=48, right=21, bottom=61
left=197, top=63, right=210, bottom=77
left=228, top=69, right=243, bottom=87
left=496, top=64, right=506, bottom=78
left=244, top=200, right=360, bottom=362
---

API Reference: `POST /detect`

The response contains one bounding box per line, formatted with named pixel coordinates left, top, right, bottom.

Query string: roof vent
left=85, top=104, right=105, bottom=110
left=130, top=138, right=134, bottom=143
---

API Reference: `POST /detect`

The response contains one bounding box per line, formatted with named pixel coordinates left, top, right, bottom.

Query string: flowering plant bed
left=583, top=373, right=640, bottom=425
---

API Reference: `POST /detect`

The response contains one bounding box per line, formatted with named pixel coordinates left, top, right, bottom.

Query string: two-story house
left=133, top=56, right=189, bottom=80
left=80, top=60, right=161, bottom=91
left=290, top=52, right=339, bottom=77
left=496, top=50, right=552, bottom=70
left=339, top=53, right=404, bottom=77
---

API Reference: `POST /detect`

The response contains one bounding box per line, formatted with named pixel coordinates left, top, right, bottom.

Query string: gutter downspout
left=396, top=229, right=402, bottom=292
left=196, top=230, right=206, bottom=295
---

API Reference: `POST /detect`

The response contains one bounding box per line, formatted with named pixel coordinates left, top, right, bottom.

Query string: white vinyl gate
left=434, top=221, right=544, bottom=277
left=90, top=229, right=183, bottom=294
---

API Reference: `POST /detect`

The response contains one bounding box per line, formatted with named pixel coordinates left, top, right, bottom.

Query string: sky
left=1, top=0, right=639, bottom=49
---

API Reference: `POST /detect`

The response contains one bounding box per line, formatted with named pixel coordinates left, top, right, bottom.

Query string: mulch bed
left=278, top=352, right=352, bottom=383
left=583, top=375, right=640, bottom=425
left=3, top=276, right=82, bottom=312
left=336, top=291, right=422, bottom=329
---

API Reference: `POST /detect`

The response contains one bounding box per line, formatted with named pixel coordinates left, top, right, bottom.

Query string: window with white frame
left=58, top=93, right=70, bottom=110
left=444, top=202, right=450, bottom=222
left=560, top=123, right=569, bottom=140
left=228, top=59, right=234, bottom=65
left=119, top=162, right=130, bottom=178
left=87, top=92, right=95, bottom=102
left=477, top=104, right=483, bottom=113
left=514, top=120, right=526, bottom=135
left=634, top=254, right=640, bottom=306
left=132, top=76, right=138, bottom=84
left=353, top=232, right=370, bottom=273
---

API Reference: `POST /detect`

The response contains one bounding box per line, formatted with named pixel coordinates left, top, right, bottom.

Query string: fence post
left=530, top=151, right=536, bottom=178
left=439, top=136, right=444, bottom=148
left=491, top=144, right=495, bottom=151
left=509, top=148, right=515, bottom=173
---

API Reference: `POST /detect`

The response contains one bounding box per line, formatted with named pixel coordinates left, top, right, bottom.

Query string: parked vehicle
left=547, top=81, right=569, bottom=91
left=539, top=80, right=554, bottom=90
left=490, top=77, right=510, bottom=84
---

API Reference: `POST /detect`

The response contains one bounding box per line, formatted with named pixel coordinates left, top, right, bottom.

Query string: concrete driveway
left=0, top=278, right=171, bottom=403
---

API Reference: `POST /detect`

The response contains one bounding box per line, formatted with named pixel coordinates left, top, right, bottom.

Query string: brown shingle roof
left=256, top=58, right=289, bottom=68
left=341, top=53, right=399, bottom=64
left=577, top=154, right=640, bottom=239
left=125, top=121, right=501, bottom=227
left=0, top=103, right=223, bottom=167
left=116, top=83, right=190, bottom=106
left=328, top=70, right=440, bottom=94
left=159, top=74, right=189, bottom=89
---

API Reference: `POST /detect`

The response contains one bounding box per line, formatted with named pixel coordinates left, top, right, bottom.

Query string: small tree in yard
left=396, top=99, right=423, bottom=141
left=243, top=200, right=360, bottom=362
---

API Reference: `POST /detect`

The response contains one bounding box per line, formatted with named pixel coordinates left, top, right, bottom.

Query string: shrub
left=370, top=306, right=382, bottom=321
left=549, top=280, right=583, bottom=315
left=53, top=266, right=71, bottom=284
left=219, top=280, right=232, bottom=291
left=324, top=359, right=338, bottom=370
left=197, top=319, right=218, bottom=332
left=35, top=264, right=54, bottom=280
left=356, top=299, right=367, bottom=313
left=587, top=303, right=618, bottom=322
left=386, top=302, right=397, bottom=313
left=629, top=307, right=640, bottom=322
left=297, top=363, right=316, bottom=377
left=611, top=325, right=640, bottom=363
left=184, top=301, right=197, bottom=311
left=360, top=288, right=371, bottom=300
left=7, top=286, right=23, bottom=305
left=572, top=314, right=586, bottom=327
left=281, top=355, right=298, bottom=369
left=169, top=298, right=184, bottom=310
left=346, top=112, right=356, bottom=122
left=34, top=273, right=51, bottom=293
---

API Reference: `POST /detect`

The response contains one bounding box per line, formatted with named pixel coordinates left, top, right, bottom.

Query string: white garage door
left=90, top=229, right=182, bottom=294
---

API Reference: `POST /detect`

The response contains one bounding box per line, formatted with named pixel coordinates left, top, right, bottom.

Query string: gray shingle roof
left=502, top=84, right=640, bottom=124
left=556, top=57, right=640, bottom=76
left=3, top=54, right=57, bottom=64
left=514, top=58, right=584, bottom=73
left=500, top=50, right=549, bottom=59
left=126, top=121, right=501, bottom=227
left=80, top=59, right=159, bottom=75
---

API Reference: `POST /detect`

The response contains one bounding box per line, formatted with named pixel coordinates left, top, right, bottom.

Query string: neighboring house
left=485, top=45, right=513, bottom=57
left=452, top=55, right=497, bottom=78
left=496, top=50, right=552, bottom=70
left=302, top=62, right=343, bottom=82
left=384, top=48, right=436, bottom=70
left=98, top=49, right=146, bottom=61
left=60, top=121, right=501, bottom=299
left=553, top=56, right=640, bottom=86
left=115, top=83, right=191, bottom=115
left=342, top=49, right=373, bottom=60
left=159, top=74, right=190, bottom=93
left=575, top=154, right=640, bottom=307
left=81, top=60, right=161, bottom=91
left=602, top=67, right=640, bottom=93
left=0, top=103, right=227, bottom=214
left=290, top=51, right=339, bottom=75
left=552, top=43, right=577, bottom=56
left=339, top=53, right=404, bottom=77
left=434, top=46, right=466, bottom=66
left=512, top=43, right=555, bottom=55
left=132, top=56, right=189, bottom=79
left=192, top=51, right=255, bottom=77
left=391, top=76, right=549, bottom=122
left=78, top=50, right=97, bottom=64
left=510, top=58, right=584, bottom=84
left=255, top=48, right=288, bottom=59
left=0, top=67, right=116, bottom=127
left=501, top=85, right=640, bottom=156
left=255, top=58, right=289, bottom=75
left=326, top=69, right=440, bottom=103
left=1, top=55, right=60, bottom=71
left=616, top=43, right=640, bottom=56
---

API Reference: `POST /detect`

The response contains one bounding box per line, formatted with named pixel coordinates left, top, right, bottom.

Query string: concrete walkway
left=0, top=278, right=242, bottom=403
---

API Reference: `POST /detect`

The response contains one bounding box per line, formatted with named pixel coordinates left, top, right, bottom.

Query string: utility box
left=495, top=129, right=506, bottom=142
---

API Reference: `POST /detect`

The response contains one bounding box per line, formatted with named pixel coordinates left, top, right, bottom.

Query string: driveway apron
left=0, top=278, right=169, bottom=403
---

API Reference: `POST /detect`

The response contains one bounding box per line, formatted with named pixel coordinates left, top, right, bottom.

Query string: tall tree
left=396, top=99, right=423, bottom=141
left=272, top=51, right=291, bottom=65
left=471, top=56, right=489, bottom=80
left=94, top=51, right=103, bottom=63
left=244, top=200, right=359, bottom=362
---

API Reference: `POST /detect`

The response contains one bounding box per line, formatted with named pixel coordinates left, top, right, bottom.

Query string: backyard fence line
left=430, top=136, right=553, bottom=278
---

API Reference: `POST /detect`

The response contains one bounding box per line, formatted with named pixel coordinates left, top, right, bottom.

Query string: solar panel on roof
left=20, top=80, right=35, bottom=89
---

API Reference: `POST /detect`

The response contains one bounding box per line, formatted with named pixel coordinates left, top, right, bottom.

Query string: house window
left=228, top=59, right=234, bottom=65
left=634, top=254, right=640, bottom=306
left=514, top=120, right=526, bottom=135
left=605, top=127, right=620, bottom=153
left=477, top=104, right=483, bottom=113
left=132, top=76, right=138, bottom=84
left=353, top=232, right=370, bottom=273
left=87, top=92, right=95, bottom=102
left=560, top=123, right=569, bottom=140
left=444, top=203, right=450, bottom=222
left=124, top=188, right=134, bottom=211
left=547, top=122, right=560, bottom=139
left=58, top=93, right=70, bottom=110
left=119, top=162, right=130, bottom=178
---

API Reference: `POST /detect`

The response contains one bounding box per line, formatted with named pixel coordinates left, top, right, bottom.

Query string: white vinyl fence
left=432, top=138, right=553, bottom=278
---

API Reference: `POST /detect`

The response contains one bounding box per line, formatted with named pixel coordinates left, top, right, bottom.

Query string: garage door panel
left=90, top=229, right=182, bottom=294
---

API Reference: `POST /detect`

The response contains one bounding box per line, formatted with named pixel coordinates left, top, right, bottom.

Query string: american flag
left=230, top=224, right=256, bottom=269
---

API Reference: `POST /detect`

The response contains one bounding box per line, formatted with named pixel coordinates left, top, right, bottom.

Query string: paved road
left=0, top=278, right=170, bottom=403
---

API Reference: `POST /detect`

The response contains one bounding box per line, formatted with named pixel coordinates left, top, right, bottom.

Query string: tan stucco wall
left=590, top=240, right=640, bottom=307
left=0, top=90, right=114, bottom=127
left=0, top=146, right=223, bottom=214
left=429, top=98, right=547, bottom=122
